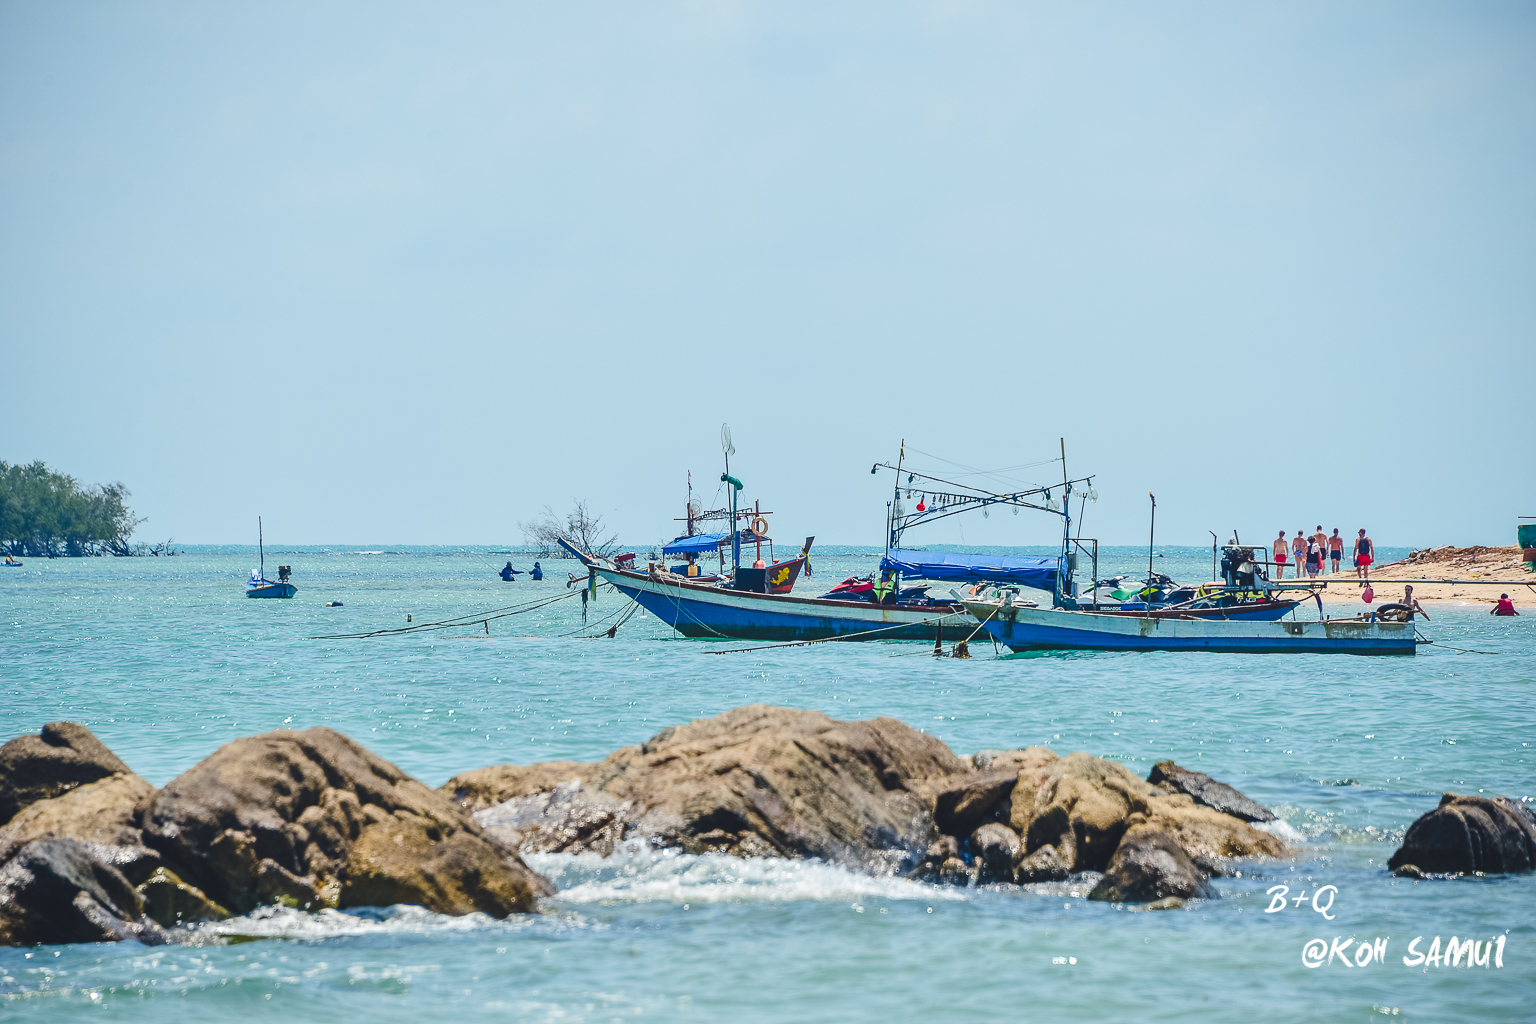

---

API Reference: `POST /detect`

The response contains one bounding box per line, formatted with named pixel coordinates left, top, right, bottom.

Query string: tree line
left=0, top=460, right=160, bottom=557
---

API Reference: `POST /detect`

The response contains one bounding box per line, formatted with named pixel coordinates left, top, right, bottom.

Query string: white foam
left=186, top=903, right=551, bottom=942
left=1256, top=818, right=1306, bottom=844
left=527, top=848, right=970, bottom=906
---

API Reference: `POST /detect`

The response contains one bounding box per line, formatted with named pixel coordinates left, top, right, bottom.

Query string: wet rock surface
left=1387, top=793, right=1536, bottom=876
left=1088, top=825, right=1217, bottom=903
left=143, top=728, right=552, bottom=918
left=445, top=705, right=968, bottom=873
left=1147, top=761, right=1276, bottom=823
left=0, top=722, right=132, bottom=826
left=0, top=838, right=170, bottom=946
left=0, top=772, right=160, bottom=883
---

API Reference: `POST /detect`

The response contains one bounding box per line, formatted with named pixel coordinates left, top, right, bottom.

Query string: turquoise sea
left=2, top=545, right=1533, bottom=1022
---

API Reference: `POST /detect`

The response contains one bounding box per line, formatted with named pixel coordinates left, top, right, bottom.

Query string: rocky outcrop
left=1014, top=752, right=1283, bottom=875
left=1088, top=825, right=1216, bottom=902
left=444, top=705, right=968, bottom=873
left=142, top=728, right=552, bottom=918
left=1388, top=794, right=1536, bottom=876
left=971, top=823, right=1019, bottom=884
left=0, top=722, right=132, bottom=826
left=0, top=773, right=160, bottom=883
left=1147, top=761, right=1276, bottom=823
left=0, top=838, right=170, bottom=946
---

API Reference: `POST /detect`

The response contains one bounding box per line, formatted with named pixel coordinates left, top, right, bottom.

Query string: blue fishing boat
left=245, top=517, right=296, bottom=599
left=960, top=598, right=1417, bottom=655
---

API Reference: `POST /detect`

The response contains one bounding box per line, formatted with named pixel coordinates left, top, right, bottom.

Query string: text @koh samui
left=1265, top=885, right=1509, bottom=969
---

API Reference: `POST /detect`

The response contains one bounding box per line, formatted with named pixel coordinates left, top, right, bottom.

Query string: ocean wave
left=527, top=848, right=971, bottom=906
left=183, top=902, right=562, bottom=943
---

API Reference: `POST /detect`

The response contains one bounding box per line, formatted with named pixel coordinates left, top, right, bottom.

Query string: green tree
left=0, top=461, right=146, bottom=557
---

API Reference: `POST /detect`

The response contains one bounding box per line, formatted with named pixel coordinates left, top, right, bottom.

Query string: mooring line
left=310, top=591, right=578, bottom=639
left=702, top=609, right=968, bottom=655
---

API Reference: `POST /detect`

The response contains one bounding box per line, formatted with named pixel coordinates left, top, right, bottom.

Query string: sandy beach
left=1277, top=544, right=1534, bottom=609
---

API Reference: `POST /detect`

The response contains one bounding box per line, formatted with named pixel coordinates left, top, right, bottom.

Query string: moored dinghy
left=244, top=517, right=296, bottom=599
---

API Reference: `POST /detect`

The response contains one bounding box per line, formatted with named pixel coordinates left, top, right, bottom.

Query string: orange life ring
left=751, top=516, right=769, bottom=536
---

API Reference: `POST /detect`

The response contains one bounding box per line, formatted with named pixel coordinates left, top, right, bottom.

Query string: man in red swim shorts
left=1273, top=530, right=1289, bottom=579
left=1491, top=593, right=1520, bottom=616
left=1353, top=529, right=1374, bottom=581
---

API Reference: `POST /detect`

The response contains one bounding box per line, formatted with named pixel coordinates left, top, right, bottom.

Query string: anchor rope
left=310, top=591, right=578, bottom=639
left=703, top=608, right=969, bottom=655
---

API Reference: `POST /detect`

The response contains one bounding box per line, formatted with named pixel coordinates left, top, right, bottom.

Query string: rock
left=0, top=722, right=132, bottom=826
left=1386, top=794, right=1536, bottom=876
left=938, top=856, right=972, bottom=886
left=444, top=705, right=969, bottom=874
left=1146, top=761, right=1276, bottom=823
left=1143, top=896, right=1185, bottom=911
left=138, top=867, right=230, bottom=926
left=1088, top=825, right=1216, bottom=903
left=0, top=838, right=170, bottom=947
left=0, top=773, right=161, bottom=883
left=143, top=728, right=552, bottom=918
left=1012, top=843, right=1070, bottom=883
left=1016, top=752, right=1282, bottom=874
left=906, top=836, right=959, bottom=882
left=1392, top=863, right=1426, bottom=879
left=970, top=823, right=1020, bottom=884
left=932, top=768, right=1018, bottom=836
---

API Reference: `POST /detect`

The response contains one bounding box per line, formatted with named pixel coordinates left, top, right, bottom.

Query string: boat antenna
left=1058, top=438, right=1071, bottom=607
left=258, top=516, right=264, bottom=581
left=1147, top=493, right=1156, bottom=580
left=721, top=423, right=741, bottom=575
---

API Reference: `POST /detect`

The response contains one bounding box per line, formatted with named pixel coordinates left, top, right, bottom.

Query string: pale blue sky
left=2, top=2, right=1531, bottom=548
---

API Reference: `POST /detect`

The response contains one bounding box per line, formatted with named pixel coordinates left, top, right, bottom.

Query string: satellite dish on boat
left=721, top=423, right=735, bottom=457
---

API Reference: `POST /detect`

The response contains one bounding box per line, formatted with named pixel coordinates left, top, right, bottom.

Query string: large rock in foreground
left=143, top=728, right=552, bottom=917
left=1147, top=761, right=1276, bottom=823
left=0, top=838, right=170, bottom=947
left=0, top=773, right=161, bottom=884
left=0, top=722, right=132, bottom=826
left=1088, top=825, right=1216, bottom=903
left=1388, top=794, right=1536, bottom=876
left=445, top=705, right=969, bottom=873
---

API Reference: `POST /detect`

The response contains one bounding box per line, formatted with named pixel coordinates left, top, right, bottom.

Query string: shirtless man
left=1353, top=529, right=1374, bottom=581
left=1313, top=526, right=1330, bottom=575
left=1292, top=530, right=1308, bottom=579
left=1401, top=584, right=1430, bottom=620
left=1273, top=530, right=1289, bottom=579
left=1329, top=529, right=1344, bottom=574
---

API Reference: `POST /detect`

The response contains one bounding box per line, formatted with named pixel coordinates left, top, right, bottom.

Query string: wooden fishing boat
left=245, top=517, right=296, bottom=599
left=961, top=598, right=1416, bottom=655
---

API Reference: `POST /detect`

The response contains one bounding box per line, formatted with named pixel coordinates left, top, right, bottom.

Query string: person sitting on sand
left=1492, top=593, right=1520, bottom=616
left=1329, top=529, right=1343, bottom=574
left=1273, top=530, right=1289, bottom=579
left=1353, top=529, right=1373, bottom=581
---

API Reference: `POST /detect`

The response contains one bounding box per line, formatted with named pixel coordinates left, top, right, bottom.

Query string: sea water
left=2, top=546, right=1533, bottom=1022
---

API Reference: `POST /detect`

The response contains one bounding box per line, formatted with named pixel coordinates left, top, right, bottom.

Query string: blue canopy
left=663, top=532, right=730, bottom=556
left=880, top=549, right=1060, bottom=591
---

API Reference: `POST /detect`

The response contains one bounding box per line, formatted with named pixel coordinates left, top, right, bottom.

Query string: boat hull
left=597, top=566, right=969, bottom=641
left=246, top=583, right=297, bottom=599
left=965, top=601, right=1415, bottom=655
left=1085, top=599, right=1298, bottom=622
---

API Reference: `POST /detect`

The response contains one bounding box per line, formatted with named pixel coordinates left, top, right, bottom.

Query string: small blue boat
left=245, top=517, right=297, bottom=599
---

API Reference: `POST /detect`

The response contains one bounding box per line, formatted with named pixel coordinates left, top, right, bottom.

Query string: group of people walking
left=1272, top=527, right=1373, bottom=581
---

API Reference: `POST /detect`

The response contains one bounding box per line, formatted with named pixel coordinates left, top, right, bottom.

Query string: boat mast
left=1148, top=493, right=1157, bottom=580
left=1058, top=438, right=1070, bottom=607
left=258, top=516, right=264, bottom=580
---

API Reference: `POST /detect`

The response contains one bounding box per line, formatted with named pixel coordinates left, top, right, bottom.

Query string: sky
left=1, top=2, right=1532, bottom=549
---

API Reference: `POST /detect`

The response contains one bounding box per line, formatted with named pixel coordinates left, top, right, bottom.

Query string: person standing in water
left=1312, top=526, right=1329, bottom=574
left=1353, top=529, right=1374, bottom=581
left=1292, top=530, right=1308, bottom=578
left=1329, top=529, right=1344, bottom=574
left=1491, top=593, right=1520, bottom=616
left=1273, top=530, right=1289, bottom=579
left=1305, top=535, right=1321, bottom=578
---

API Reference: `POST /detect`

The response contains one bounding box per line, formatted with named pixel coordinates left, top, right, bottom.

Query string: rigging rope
left=310, top=591, right=578, bottom=639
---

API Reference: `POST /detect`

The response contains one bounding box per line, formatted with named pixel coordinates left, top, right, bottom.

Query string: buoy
left=407, top=614, right=412, bottom=622
left=325, top=601, right=343, bottom=607
left=1362, top=587, right=1374, bottom=604
left=916, top=498, right=926, bottom=512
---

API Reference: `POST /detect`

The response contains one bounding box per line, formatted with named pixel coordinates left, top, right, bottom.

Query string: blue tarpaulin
left=880, top=549, right=1060, bottom=590
left=663, top=533, right=730, bottom=556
